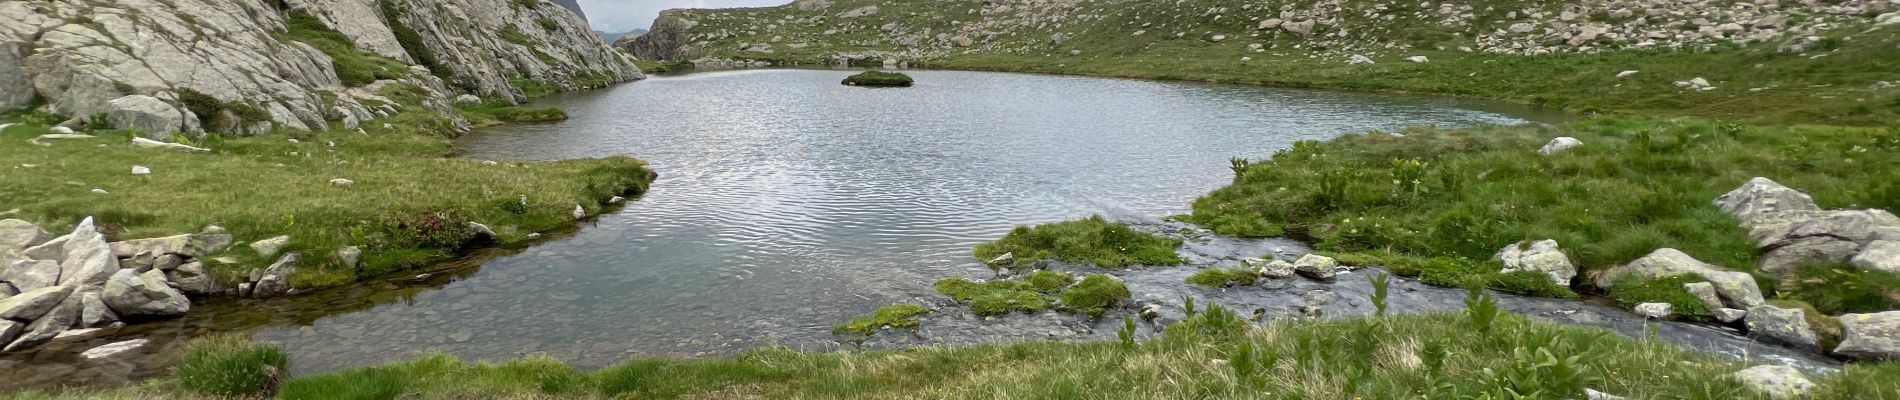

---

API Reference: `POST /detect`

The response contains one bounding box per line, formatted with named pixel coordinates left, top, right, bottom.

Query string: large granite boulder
left=1836, top=311, right=1900, bottom=360
left=1730, top=365, right=1815, bottom=400
left=1746, top=209, right=1900, bottom=277
left=1714, top=177, right=1819, bottom=223
left=1495, top=239, right=1576, bottom=286
left=101, top=269, right=189, bottom=317
left=0, top=219, right=52, bottom=258
left=2, top=259, right=61, bottom=292
left=104, top=94, right=190, bottom=135
left=1851, top=240, right=1900, bottom=274
left=1594, top=248, right=1763, bottom=308
left=56, top=218, right=119, bottom=286
left=165, top=262, right=218, bottom=295
left=1293, top=254, right=1337, bottom=281
left=1745, top=304, right=1822, bottom=353
left=3, top=290, right=81, bottom=352
left=0, top=285, right=74, bottom=321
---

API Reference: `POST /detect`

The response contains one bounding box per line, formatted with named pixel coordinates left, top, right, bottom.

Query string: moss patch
left=841, top=70, right=915, bottom=87
left=833, top=304, right=929, bottom=335
left=973, top=215, right=1183, bottom=269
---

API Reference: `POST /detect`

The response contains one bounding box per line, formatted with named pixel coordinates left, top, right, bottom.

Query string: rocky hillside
left=630, top=0, right=1893, bottom=64
left=0, top=0, right=640, bottom=137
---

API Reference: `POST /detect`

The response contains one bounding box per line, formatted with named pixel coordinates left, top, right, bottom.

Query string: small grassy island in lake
left=841, top=70, right=915, bottom=87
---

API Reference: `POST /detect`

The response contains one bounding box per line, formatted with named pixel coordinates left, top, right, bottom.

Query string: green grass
left=1609, top=275, right=1715, bottom=319
left=670, top=0, right=1900, bottom=126
left=833, top=304, right=929, bottom=335
left=455, top=99, right=570, bottom=124
left=934, top=271, right=1124, bottom=317
left=28, top=311, right=1900, bottom=399
left=175, top=336, right=289, bottom=397
left=283, top=11, right=410, bottom=87
left=1187, top=118, right=1899, bottom=304
left=1185, top=267, right=1258, bottom=287
left=841, top=70, right=915, bottom=87
left=1785, top=263, right=1900, bottom=315
left=1326, top=251, right=1577, bottom=298
left=973, top=215, right=1183, bottom=269
left=0, top=97, right=652, bottom=291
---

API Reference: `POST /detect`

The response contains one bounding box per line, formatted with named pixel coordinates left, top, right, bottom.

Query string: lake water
left=0, top=69, right=1562, bottom=385
left=260, top=70, right=1546, bottom=372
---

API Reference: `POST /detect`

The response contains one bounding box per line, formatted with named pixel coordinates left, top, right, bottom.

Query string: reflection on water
left=2, top=69, right=1555, bottom=386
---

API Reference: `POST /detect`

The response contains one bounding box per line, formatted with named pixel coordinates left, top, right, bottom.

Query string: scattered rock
left=573, top=204, right=588, bottom=220
left=453, top=94, right=482, bottom=104
left=1584, top=388, right=1628, bottom=400
left=1594, top=248, right=1764, bottom=309
left=1347, top=54, right=1374, bottom=65
left=1495, top=239, right=1576, bottom=286
left=1404, top=55, right=1428, bottom=63
left=838, top=5, right=878, bottom=18
left=1293, top=254, right=1337, bottom=281
left=5, top=293, right=80, bottom=352
left=335, top=246, right=362, bottom=269
left=1246, top=258, right=1296, bottom=279
left=130, top=166, right=151, bottom=175
left=1683, top=282, right=1725, bottom=312
left=129, top=137, right=208, bottom=152
left=329, top=178, right=354, bottom=187
left=1716, top=308, right=1748, bottom=324
left=1730, top=365, right=1815, bottom=400
left=102, top=269, right=189, bottom=317
left=250, top=235, right=291, bottom=258
left=58, top=218, right=121, bottom=286
left=1282, top=20, right=1315, bottom=37
left=2, top=259, right=60, bottom=292
left=250, top=253, right=300, bottom=298
left=1538, top=137, right=1583, bottom=155
left=1835, top=311, right=1900, bottom=360
left=165, top=262, right=217, bottom=295
left=1745, top=304, right=1821, bottom=353
left=468, top=222, right=497, bottom=242
left=49, top=322, right=121, bottom=345
left=1634, top=302, right=1673, bottom=319
left=0, top=285, right=75, bottom=321
left=1615, top=70, right=1639, bottom=78
left=986, top=252, right=1015, bottom=269
left=1257, top=18, right=1284, bottom=30
left=1850, top=240, right=1900, bottom=274
left=1747, top=209, right=1900, bottom=277
left=79, top=339, right=150, bottom=359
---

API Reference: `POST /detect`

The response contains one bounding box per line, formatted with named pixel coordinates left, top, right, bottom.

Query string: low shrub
left=177, top=336, right=291, bottom=397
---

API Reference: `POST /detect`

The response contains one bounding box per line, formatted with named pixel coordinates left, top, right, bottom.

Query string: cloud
left=577, top=0, right=792, bottom=33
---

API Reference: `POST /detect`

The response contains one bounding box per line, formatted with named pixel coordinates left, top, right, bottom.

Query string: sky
left=579, top=0, right=791, bottom=33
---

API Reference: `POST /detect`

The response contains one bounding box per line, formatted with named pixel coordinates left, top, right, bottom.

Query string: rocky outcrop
left=1594, top=248, right=1764, bottom=308
left=1716, top=178, right=1900, bottom=280
left=1730, top=365, right=1815, bottom=400
left=621, top=10, right=699, bottom=61
left=1835, top=311, right=1900, bottom=360
left=1745, top=304, right=1821, bottom=353
left=2, top=0, right=641, bottom=136
left=1292, top=254, right=1336, bottom=281
left=1495, top=239, right=1576, bottom=286
left=0, top=217, right=272, bottom=353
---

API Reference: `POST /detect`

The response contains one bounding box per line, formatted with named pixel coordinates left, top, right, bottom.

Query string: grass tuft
left=833, top=304, right=929, bottom=335
left=1185, top=267, right=1258, bottom=287
left=840, top=70, right=914, bottom=87
left=176, top=336, right=290, bottom=397
left=973, top=215, right=1183, bottom=269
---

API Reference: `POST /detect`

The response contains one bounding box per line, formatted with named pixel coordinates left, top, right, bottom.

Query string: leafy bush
left=177, top=336, right=291, bottom=397
left=973, top=215, right=1182, bottom=269
left=841, top=70, right=915, bottom=87
left=378, top=209, right=477, bottom=249
left=833, top=304, right=929, bottom=335
left=1185, top=267, right=1258, bottom=287
left=1060, top=274, right=1130, bottom=317
left=1493, top=270, right=1578, bottom=298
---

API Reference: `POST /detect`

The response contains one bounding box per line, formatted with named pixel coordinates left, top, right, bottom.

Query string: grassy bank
left=17, top=291, right=1900, bottom=399
left=1189, top=117, right=1900, bottom=314
left=0, top=95, right=650, bottom=291
left=676, top=0, right=1899, bottom=126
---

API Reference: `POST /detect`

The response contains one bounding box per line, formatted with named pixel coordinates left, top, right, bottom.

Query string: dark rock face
left=621, top=11, right=699, bottom=60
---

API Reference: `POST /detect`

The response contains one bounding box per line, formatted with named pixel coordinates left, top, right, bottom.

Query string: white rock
left=1616, top=70, right=1640, bottom=78
left=1634, top=302, right=1674, bottom=319
left=1495, top=239, right=1576, bottom=286
left=1851, top=240, right=1900, bottom=274
left=80, top=339, right=150, bottom=359
left=1716, top=308, right=1748, bottom=323
left=50, top=126, right=74, bottom=135
left=101, top=269, right=189, bottom=317
left=130, top=166, right=151, bottom=175
left=329, top=178, right=354, bottom=187
left=574, top=204, right=588, bottom=220
left=130, top=137, right=208, bottom=152
left=250, top=235, right=291, bottom=258
left=1731, top=365, right=1815, bottom=400
left=1405, top=55, right=1429, bottom=63
left=1538, top=137, right=1583, bottom=155
left=1293, top=254, right=1337, bottom=280
left=1836, top=311, right=1900, bottom=360
left=1347, top=55, right=1375, bottom=65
